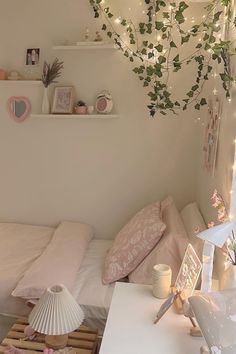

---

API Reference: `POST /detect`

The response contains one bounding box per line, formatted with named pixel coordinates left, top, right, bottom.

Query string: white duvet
left=0, top=222, right=114, bottom=334
left=0, top=223, right=54, bottom=316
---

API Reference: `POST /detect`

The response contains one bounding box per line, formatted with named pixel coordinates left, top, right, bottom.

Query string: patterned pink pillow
left=129, top=196, right=188, bottom=284
left=102, top=202, right=166, bottom=284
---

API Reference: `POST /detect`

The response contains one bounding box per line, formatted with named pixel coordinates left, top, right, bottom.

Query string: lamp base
left=45, top=334, right=68, bottom=349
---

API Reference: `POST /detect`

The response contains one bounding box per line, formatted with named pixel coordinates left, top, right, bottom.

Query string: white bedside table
left=100, top=282, right=205, bottom=354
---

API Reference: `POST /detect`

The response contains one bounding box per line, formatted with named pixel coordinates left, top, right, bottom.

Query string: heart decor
left=7, top=96, right=31, bottom=123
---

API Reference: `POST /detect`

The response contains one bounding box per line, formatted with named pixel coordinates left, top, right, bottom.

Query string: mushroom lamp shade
left=197, top=221, right=234, bottom=248
left=29, top=284, right=84, bottom=349
left=197, top=221, right=234, bottom=292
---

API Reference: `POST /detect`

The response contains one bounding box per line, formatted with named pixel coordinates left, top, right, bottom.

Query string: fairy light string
left=89, top=0, right=236, bottom=116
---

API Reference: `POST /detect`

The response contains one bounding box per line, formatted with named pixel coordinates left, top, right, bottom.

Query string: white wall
left=0, top=0, right=204, bottom=238
left=197, top=67, right=236, bottom=224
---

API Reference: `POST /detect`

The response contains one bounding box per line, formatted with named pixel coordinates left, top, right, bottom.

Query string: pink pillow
left=129, top=197, right=189, bottom=285
left=102, top=202, right=166, bottom=284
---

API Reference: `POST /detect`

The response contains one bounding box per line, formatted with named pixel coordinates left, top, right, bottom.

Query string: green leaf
left=155, top=21, right=164, bottom=30
left=143, top=41, right=148, bottom=47
left=187, top=91, right=194, bottom=97
left=158, top=55, right=166, bottom=64
left=173, top=54, right=179, bottom=62
left=107, top=31, right=112, bottom=38
left=102, top=24, right=107, bottom=31
left=155, top=44, right=163, bottom=52
left=191, top=84, right=199, bottom=91
left=170, top=41, right=177, bottom=48
left=200, top=98, right=207, bottom=105
left=195, top=103, right=200, bottom=110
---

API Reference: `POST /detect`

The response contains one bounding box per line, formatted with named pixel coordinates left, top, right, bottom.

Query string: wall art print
left=203, top=95, right=222, bottom=176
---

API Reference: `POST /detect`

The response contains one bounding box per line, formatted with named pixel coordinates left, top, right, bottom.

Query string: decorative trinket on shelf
left=94, top=31, right=103, bottom=42
left=7, top=71, right=22, bottom=81
left=75, top=100, right=88, bottom=114
left=95, top=90, right=113, bottom=114
left=84, top=28, right=90, bottom=41
left=41, top=58, right=64, bottom=114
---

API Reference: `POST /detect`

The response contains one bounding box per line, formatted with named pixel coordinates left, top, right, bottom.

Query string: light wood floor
left=0, top=315, right=16, bottom=342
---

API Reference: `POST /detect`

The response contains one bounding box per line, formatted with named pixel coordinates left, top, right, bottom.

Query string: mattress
left=72, top=239, right=115, bottom=334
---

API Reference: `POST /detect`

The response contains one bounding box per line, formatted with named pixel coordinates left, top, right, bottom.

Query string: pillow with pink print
left=102, top=202, right=166, bottom=284
left=129, top=196, right=188, bottom=285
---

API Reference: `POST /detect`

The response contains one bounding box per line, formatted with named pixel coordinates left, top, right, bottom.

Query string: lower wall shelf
left=31, top=114, right=118, bottom=119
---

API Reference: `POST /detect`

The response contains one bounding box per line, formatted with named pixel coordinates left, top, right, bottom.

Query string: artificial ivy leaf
left=203, top=33, right=209, bottom=41
left=148, top=52, right=154, bottom=58
left=160, top=111, right=167, bottom=115
left=173, top=54, right=179, bottom=62
left=141, top=48, right=147, bottom=55
left=181, top=35, right=190, bottom=44
left=213, top=11, right=222, bottom=23
left=148, top=43, right=154, bottom=49
left=102, top=24, right=107, bottom=31
left=107, top=12, right=113, bottom=18
left=170, top=41, right=177, bottom=48
left=175, top=101, right=181, bottom=106
left=143, top=81, right=149, bottom=87
left=187, top=91, right=194, bottom=97
left=107, top=31, right=112, bottom=38
left=129, top=57, right=134, bottom=62
left=124, top=50, right=129, bottom=57
left=200, top=98, right=207, bottom=105
left=143, top=41, right=148, bottom=47
left=155, top=21, right=164, bottom=30
left=163, top=12, right=170, bottom=19
left=191, top=84, right=199, bottom=91
left=121, top=19, right=127, bottom=26
left=195, top=103, right=200, bottom=110
left=158, top=55, right=166, bottom=64
left=196, top=43, right=202, bottom=49
left=155, top=44, right=163, bottom=52
left=207, top=65, right=213, bottom=73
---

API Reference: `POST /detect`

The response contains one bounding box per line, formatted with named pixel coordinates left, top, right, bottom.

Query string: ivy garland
left=89, top=0, right=236, bottom=116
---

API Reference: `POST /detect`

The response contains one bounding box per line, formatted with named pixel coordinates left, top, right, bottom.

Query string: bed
left=0, top=197, right=210, bottom=335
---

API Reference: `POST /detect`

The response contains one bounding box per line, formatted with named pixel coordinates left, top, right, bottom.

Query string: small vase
left=42, top=87, right=50, bottom=114
left=220, top=264, right=236, bottom=290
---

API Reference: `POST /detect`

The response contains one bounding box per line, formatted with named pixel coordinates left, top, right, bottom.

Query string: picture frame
left=51, top=86, right=75, bottom=114
left=175, top=243, right=202, bottom=299
left=26, top=48, right=40, bottom=66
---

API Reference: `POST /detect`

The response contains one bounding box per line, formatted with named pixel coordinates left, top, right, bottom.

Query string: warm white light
left=157, top=35, right=161, bottom=41
left=228, top=97, right=232, bottom=103
left=213, top=88, right=218, bottom=95
left=114, top=17, right=121, bottom=24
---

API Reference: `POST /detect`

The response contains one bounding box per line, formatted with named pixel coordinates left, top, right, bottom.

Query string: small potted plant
left=75, top=100, right=88, bottom=114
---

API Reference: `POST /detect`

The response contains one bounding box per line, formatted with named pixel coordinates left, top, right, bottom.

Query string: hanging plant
left=89, top=0, right=236, bottom=116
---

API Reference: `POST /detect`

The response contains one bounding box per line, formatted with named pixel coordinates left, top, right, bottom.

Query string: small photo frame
left=52, top=86, right=75, bottom=114
left=26, top=48, right=40, bottom=66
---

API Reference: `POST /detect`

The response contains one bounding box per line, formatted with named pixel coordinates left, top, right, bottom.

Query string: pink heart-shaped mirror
left=7, top=96, right=31, bottom=123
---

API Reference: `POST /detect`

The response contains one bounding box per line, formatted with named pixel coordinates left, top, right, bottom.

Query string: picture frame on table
left=51, top=86, right=75, bottom=114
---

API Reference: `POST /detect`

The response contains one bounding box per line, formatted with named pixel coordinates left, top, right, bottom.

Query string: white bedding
left=0, top=223, right=54, bottom=317
left=0, top=224, right=114, bottom=334
left=73, top=239, right=115, bottom=334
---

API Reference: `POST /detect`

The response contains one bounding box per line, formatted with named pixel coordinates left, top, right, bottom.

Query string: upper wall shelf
left=53, top=42, right=117, bottom=50
left=31, top=114, right=119, bottom=119
left=0, top=80, right=42, bottom=86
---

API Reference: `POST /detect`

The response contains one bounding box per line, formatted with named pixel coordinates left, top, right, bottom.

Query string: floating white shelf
left=0, top=80, right=42, bottom=85
left=53, top=42, right=117, bottom=50
left=31, top=114, right=118, bottom=119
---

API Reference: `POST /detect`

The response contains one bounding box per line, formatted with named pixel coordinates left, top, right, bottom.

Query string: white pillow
left=180, top=202, right=206, bottom=262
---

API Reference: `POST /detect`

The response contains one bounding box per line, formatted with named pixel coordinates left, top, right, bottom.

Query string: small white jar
left=152, top=264, right=172, bottom=299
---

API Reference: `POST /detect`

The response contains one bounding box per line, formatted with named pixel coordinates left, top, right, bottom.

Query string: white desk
left=100, top=283, right=205, bottom=354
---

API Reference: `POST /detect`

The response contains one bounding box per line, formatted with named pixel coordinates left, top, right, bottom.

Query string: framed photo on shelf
left=51, top=86, right=75, bottom=114
left=26, top=48, right=40, bottom=66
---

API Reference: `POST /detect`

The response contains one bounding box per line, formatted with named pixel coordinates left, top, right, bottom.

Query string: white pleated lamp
left=29, top=284, right=84, bottom=350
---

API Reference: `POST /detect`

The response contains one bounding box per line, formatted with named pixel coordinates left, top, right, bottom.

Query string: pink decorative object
left=7, top=96, right=31, bottom=123
left=75, top=106, right=88, bottom=114
left=102, top=202, right=166, bottom=284
left=4, top=346, right=24, bottom=354
left=0, top=69, right=6, bottom=80
left=24, top=325, right=36, bottom=339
